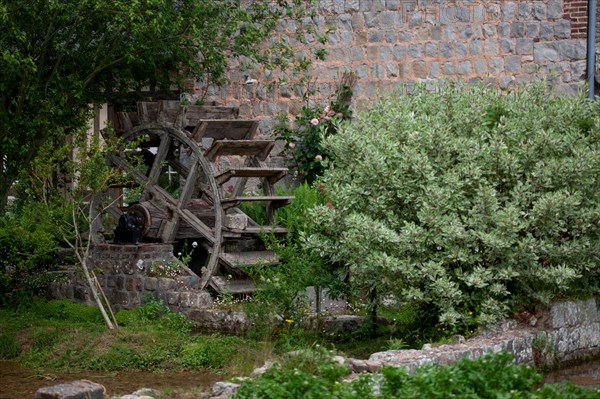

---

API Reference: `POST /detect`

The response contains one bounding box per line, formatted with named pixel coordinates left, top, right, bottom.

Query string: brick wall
left=194, top=0, right=596, bottom=136
left=565, top=0, right=589, bottom=38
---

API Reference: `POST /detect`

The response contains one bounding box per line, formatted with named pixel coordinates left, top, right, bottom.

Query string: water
left=543, top=358, right=600, bottom=390
left=0, top=361, right=225, bottom=399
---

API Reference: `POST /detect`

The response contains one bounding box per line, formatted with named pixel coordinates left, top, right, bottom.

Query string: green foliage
left=0, top=299, right=265, bottom=372
left=0, top=0, right=323, bottom=209
left=244, top=183, right=339, bottom=344
left=178, top=335, right=247, bottom=370
left=0, top=204, right=63, bottom=305
left=305, top=83, right=600, bottom=328
left=235, top=352, right=597, bottom=399
left=115, top=298, right=193, bottom=335
left=275, top=72, right=356, bottom=184
left=234, top=349, right=350, bottom=399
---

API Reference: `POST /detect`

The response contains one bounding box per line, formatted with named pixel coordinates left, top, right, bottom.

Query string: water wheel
left=99, top=100, right=292, bottom=294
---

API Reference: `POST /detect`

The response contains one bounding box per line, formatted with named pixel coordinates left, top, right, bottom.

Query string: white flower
left=192, top=241, right=198, bottom=248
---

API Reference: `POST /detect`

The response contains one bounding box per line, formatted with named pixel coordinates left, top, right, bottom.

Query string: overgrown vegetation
left=234, top=351, right=597, bottom=399
left=0, top=299, right=267, bottom=374
left=275, top=72, right=356, bottom=184
left=304, top=82, right=600, bottom=332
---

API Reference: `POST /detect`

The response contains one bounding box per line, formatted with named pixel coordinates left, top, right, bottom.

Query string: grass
left=0, top=299, right=272, bottom=375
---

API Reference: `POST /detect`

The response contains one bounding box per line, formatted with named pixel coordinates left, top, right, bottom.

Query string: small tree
left=305, top=83, right=600, bottom=330
left=0, top=0, right=321, bottom=210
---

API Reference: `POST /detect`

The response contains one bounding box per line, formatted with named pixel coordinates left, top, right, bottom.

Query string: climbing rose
left=288, top=142, right=296, bottom=148
left=325, top=202, right=333, bottom=208
left=315, top=154, right=323, bottom=161
left=310, top=118, right=319, bottom=126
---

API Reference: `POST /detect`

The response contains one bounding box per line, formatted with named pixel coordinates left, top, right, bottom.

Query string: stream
left=1, top=358, right=599, bottom=398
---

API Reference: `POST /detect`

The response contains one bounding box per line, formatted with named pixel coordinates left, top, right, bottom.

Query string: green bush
left=0, top=203, right=62, bottom=305
left=305, top=83, right=600, bottom=328
left=234, top=352, right=598, bottom=399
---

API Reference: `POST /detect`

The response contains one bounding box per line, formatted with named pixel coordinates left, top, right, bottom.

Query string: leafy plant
left=305, top=82, right=600, bottom=329
left=275, top=72, right=356, bottom=184
left=0, top=204, right=63, bottom=306
left=235, top=352, right=598, bottom=399
left=244, top=183, right=339, bottom=343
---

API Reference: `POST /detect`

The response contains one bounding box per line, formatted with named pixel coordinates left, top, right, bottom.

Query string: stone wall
left=194, top=0, right=598, bottom=135
left=350, top=298, right=600, bottom=373
left=49, top=243, right=213, bottom=313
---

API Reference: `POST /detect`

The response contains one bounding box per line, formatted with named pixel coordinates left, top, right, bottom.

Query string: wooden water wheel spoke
left=147, top=133, right=172, bottom=185
left=99, top=101, right=293, bottom=294
left=107, top=153, right=151, bottom=187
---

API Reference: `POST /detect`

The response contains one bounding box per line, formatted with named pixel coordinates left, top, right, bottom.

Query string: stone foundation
left=351, top=298, right=600, bottom=373
left=48, top=243, right=213, bottom=314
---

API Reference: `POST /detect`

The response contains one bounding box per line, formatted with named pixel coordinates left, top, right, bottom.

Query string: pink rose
left=325, top=202, right=333, bottom=208
left=315, top=155, right=323, bottom=161
left=288, top=142, right=296, bottom=148
left=310, top=118, right=319, bottom=126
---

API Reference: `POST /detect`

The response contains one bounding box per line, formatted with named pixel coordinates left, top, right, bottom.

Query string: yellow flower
left=285, top=319, right=294, bottom=324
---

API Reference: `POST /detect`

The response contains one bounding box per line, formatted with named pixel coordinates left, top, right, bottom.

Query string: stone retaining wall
left=351, top=298, right=600, bottom=373
left=49, top=243, right=213, bottom=313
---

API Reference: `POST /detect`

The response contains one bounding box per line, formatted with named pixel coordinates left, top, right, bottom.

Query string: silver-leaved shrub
left=304, top=83, right=600, bottom=327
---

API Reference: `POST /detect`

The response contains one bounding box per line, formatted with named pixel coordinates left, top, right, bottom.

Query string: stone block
left=498, top=23, right=511, bottom=38
left=126, top=276, right=142, bottom=292
left=364, top=12, right=378, bottom=28
left=424, top=43, right=438, bottom=58
left=534, top=42, right=559, bottom=62
left=368, top=30, right=384, bottom=43
left=516, top=38, right=534, bottom=55
left=501, top=2, right=516, bottom=21
left=115, top=275, right=125, bottom=290
left=551, top=299, right=597, bottom=329
left=484, top=41, right=499, bottom=56
left=505, top=57, right=521, bottom=73
left=386, top=63, right=399, bottom=78
left=113, top=291, right=130, bottom=307
left=166, top=291, right=180, bottom=306
left=554, top=20, right=570, bottom=39
left=511, top=22, right=525, bottom=38
left=458, top=61, right=471, bottom=75
left=443, top=61, right=456, bottom=75
left=557, top=40, right=586, bottom=60
left=429, top=62, right=441, bottom=78
left=413, top=61, right=427, bottom=78
left=473, top=59, right=487, bottom=74
left=470, top=40, right=483, bottom=56
left=399, top=31, right=412, bottom=42
left=380, top=46, right=393, bottom=61
left=34, top=380, right=105, bottom=399
left=526, top=22, right=540, bottom=38
left=440, top=43, right=453, bottom=58
left=383, top=30, right=395, bottom=43
left=547, top=0, right=562, bottom=19
left=533, top=2, right=546, bottom=20
left=407, top=44, right=422, bottom=58
left=158, top=277, right=175, bottom=291
left=500, top=39, right=515, bottom=54
left=455, top=43, right=467, bottom=58
left=517, top=3, right=532, bottom=20
left=144, top=277, right=157, bottom=291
